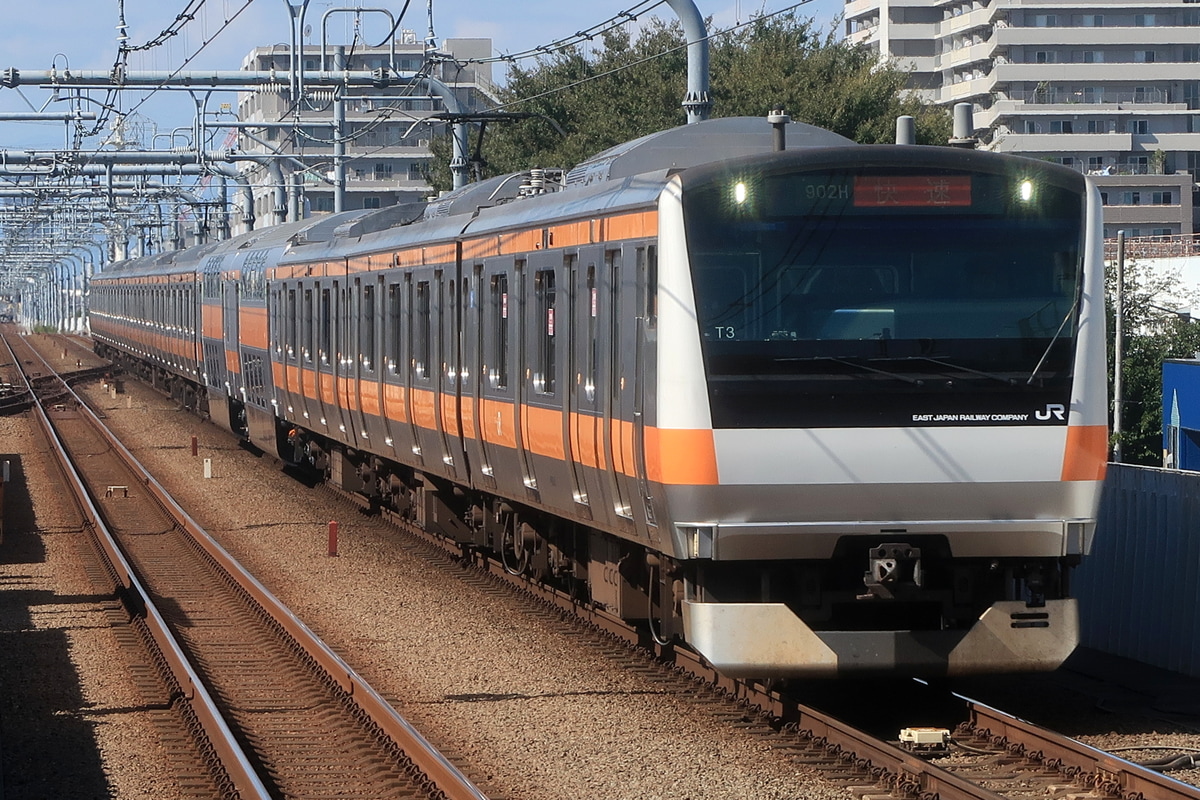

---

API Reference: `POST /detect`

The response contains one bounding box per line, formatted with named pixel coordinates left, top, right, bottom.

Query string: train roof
left=98, top=117, right=861, bottom=275
left=564, top=116, right=855, bottom=187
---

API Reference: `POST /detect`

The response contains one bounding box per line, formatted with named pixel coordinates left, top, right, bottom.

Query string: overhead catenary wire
left=472, top=0, right=817, bottom=117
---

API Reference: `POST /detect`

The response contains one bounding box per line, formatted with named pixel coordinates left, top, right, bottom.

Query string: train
left=89, top=115, right=1108, bottom=678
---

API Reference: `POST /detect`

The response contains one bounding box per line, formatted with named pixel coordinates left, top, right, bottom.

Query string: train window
left=286, top=288, right=297, bottom=358
left=385, top=283, right=401, bottom=374
left=586, top=265, right=597, bottom=401
left=447, top=278, right=457, bottom=382
left=636, top=246, right=658, bottom=328
left=204, top=256, right=225, bottom=301
left=490, top=273, right=509, bottom=389
left=319, top=288, right=331, bottom=364
left=415, top=280, right=430, bottom=380
left=302, top=288, right=313, bottom=362
left=361, top=281, right=375, bottom=371
left=534, top=268, right=556, bottom=395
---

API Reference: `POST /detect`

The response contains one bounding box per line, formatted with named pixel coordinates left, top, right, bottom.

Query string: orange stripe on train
left=645, top=427, right=719, bottom=486
left=1061, top=425, right=1108, bottom=482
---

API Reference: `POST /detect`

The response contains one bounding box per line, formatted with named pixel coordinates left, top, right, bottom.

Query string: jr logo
left=1035, top=403, right=1066, bottom=421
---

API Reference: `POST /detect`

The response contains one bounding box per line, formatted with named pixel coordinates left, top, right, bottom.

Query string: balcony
left=994, top=62, right=1200, bottom=83
left=942, top=6, right=1000, bottom=36
left=990, top=132, right=1133, bottom=152
left=994, top=26, right=1188, bottom=47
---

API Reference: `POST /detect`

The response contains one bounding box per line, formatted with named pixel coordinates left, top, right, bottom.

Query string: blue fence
left=1073, top=464, right=1200, bottom=678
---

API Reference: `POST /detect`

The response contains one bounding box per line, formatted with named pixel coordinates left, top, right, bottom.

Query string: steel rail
left=56, top=367, right=490, bottom=800
left=9, top=334, right=270, bottom=800
left=967, top=699, right=1200, bottom=800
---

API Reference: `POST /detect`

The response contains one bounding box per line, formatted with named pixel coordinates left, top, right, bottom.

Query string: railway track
left=331, top=465, right=1200, bottom=800
left=5, top=328, right=488, bottom=800
left=18, top=327, right=1199, bottom=800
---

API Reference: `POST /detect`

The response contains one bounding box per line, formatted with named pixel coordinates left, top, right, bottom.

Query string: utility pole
left=1112, top=230, right=1125, bottom=464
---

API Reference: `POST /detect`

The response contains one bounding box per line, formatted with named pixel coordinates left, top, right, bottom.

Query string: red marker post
left=328, top=521, right=339, bottom=557
left=191, top=435, right=198, bottom=457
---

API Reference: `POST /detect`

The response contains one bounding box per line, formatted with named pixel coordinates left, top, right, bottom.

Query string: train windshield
left=681, top=162, right=1086, bottom=428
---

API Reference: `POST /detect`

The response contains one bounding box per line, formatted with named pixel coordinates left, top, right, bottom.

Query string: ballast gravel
left=82, top=378, right=854, bottom=800
left=0, top=414, right=187, bottom=799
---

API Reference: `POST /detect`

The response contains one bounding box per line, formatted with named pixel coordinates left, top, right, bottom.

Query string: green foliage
left=1106, top=257, right=1200, bottom=465
left=428, top=12, right=952, bottom=190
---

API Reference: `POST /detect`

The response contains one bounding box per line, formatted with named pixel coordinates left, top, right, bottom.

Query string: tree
left=426, top=13, right=951, bottom=190
left=1107, top=255, right=1200, bottom=465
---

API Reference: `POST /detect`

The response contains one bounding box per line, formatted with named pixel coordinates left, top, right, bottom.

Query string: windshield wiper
left=775, top=355, right=925, bottom=385
left=1026, top=300, right=1078, bottom=385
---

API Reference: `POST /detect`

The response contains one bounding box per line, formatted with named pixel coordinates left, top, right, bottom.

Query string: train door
left=604, top=248, right=638, bottom=530
left=632, top=244, right=659, bottom=544
left=350, top=276, right=379, bottom=446
left=570, top=251, right=605, bottom=518
left=436, top=267, right=467, bottom=482
left=402, top=273, right=424, bottom=466
left=462, top=263, right=493, bottom=489
left=298, top=284, right=318, bottom=431
left=222, top=273, right=242, bottom=424
left=512, top=262, right=536, bottom=497
left=380, top=276, right=406, bottom=461
left=314, top=279, right=336, bottom=438
left=332, top=278, right=359, bottom=445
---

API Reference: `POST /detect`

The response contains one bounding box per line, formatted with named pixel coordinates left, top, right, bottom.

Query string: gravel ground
left=83, top=378, right=854, bottom=800
left=0, top=413, right=186, bottom=800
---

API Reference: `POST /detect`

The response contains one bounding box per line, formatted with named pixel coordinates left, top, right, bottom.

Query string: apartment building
left=845, top=0, right=1200, bottom=236
left=235, top=34, right=495, bottom=221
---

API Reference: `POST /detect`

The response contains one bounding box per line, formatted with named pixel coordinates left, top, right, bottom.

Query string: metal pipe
left=767, top=107, right=789, bottom=151
left=664, top=0, right=711, bottom=123
left=334, top=45, right=347, bottom=213
left=0, top=111, right=97, bottom=121
left=5, top=69, right=402, bottom=89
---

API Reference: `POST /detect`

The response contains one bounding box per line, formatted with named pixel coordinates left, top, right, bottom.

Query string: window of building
left=1024, top=120, right=1038, bottom=134
left=1073, top=50, right=1103, bottom=63
left=1034, top=14, right=1057, bottom=26
left=1128, top=119, right=1149, bottom=134
left=1050, top=120, right=1073, bottom=134
left=1083, top=86, right=1105, bottom=103
left=1035, top=51, right=1055, bottom=63
left=408, top=163, right=424, bottom=181
left=315, top=197, right=334, bottom=213
left=373, top=162, right=392, bottom=180
left=1135, top=50, right=1156, bottom=63
left=1135, top=14, right=1155, bottom=27
left=1089, top=156, right=1105, bottom=172
left=1083, top=14, right=1103, bottom=26
left=363, top=196, right=381, bottom=209
left=1124, top=155, right=1150, bottom=173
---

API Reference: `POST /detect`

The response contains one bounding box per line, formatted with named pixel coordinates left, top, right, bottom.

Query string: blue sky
left=0, top=0, right=843, bottom=150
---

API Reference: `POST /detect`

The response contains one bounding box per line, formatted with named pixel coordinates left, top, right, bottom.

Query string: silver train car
left=90, top=116, right=1108, bottom=677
